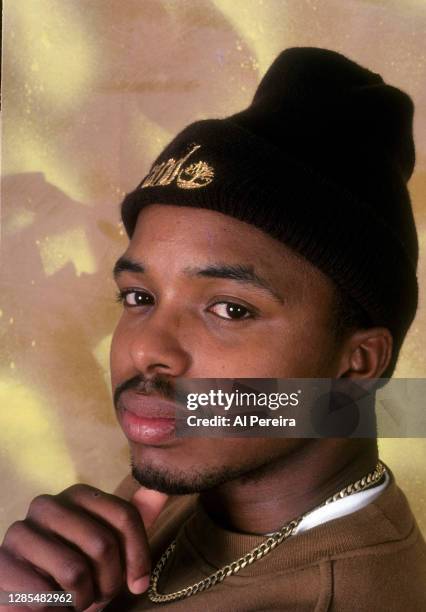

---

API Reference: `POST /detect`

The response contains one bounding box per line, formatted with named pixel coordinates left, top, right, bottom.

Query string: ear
left=337, top=327, right=393, bottom=379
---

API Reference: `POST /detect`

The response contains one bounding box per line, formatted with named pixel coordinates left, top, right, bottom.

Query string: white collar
left=294, top=469, right=390, bottom=535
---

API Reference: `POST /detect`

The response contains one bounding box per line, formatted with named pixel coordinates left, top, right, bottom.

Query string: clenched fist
left=0, top=484, right=168, bottom=611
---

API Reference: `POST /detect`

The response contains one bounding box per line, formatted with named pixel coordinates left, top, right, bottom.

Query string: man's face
left=110, top=204, right=343, bottom=493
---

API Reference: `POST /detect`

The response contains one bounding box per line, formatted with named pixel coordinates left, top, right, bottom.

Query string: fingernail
left=129, top=574, right=150, bottom=594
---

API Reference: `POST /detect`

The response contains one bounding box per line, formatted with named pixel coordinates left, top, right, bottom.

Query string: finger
left=2, top=521, right=94, bottom=612
left=26, top=495, right=123, bottom=604
left=0, top=606, right=40, bottom=612
left=131, top=487, right=169, bottom=530
left=0, top=547, right=56, bottom=612
left=57, top=485, right=152, bottom=595
left=83, top=603, right=112, bottom=612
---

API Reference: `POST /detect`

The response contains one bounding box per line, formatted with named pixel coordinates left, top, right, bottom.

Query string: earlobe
left=339, top=328, right=393, bottom=379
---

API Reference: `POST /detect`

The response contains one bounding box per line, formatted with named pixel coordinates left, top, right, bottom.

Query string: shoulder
left=330, top=528, right=426, bottom=610
left=329, top=473, right=426, bottom=610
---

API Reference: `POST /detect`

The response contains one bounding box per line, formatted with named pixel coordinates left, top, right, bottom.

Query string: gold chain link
left=148, top=461, right=385, bottom=603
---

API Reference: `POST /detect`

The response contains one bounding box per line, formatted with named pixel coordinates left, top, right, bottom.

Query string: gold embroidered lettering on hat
left=140, top=143, right=214, bottom=190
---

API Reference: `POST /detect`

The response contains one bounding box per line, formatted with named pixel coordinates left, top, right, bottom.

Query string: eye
left=116, top=289, right=154, bottom=308
left=208, top=301, right=253, bottom=320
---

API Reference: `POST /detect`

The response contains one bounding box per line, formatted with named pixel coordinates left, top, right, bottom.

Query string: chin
left=130, top=451, right=265, bottom=495
left=131, top=459, right=228, bottom=495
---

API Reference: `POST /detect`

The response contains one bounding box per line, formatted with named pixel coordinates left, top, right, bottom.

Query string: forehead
left=127, top=203, right=333, bottom=295
left=131, top=204, right=295, bottom=264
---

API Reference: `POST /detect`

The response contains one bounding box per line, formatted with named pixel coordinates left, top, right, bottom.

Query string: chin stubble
left=130, top=446, right=300, bottom=495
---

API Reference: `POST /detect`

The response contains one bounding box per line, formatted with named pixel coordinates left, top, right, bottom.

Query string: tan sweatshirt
left=107, top=470, right=426, bottom=611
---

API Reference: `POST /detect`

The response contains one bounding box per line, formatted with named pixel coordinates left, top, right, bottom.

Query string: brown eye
left=209, top=302, right=252, bottom=320
left=118, top=290, right=154, bottom=307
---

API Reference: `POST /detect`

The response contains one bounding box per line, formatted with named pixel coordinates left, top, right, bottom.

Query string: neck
left=200, top=439, right=378, bottom=534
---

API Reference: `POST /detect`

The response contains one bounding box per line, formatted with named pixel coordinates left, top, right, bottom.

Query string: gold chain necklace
left=148, top=461, right=386, bottom=604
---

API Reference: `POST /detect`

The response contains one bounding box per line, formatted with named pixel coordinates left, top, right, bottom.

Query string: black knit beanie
left=121, top=47, right=418, bottom=376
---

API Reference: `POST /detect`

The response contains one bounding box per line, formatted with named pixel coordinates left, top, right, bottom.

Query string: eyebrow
left=113, top=256, right=145, bottom=279
left=113, top=257, right=283, bottom=304
left=187, top=264, right=284, bottom=304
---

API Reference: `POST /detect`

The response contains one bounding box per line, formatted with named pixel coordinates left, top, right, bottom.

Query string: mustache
left=113, top=374, right=178, bottom=409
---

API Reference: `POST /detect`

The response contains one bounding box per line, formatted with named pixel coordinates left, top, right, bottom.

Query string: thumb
left=131, top=487, right=169, bottom=530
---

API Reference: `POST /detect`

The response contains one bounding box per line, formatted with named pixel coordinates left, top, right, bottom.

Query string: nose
left=127, top=316, right=192, bottom=379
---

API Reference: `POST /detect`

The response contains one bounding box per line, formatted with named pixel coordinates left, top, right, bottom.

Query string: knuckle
left=0, top=544, right=17, bottom=566
left=28, top=494, right=53, bottom=516
left=2, top=520, right=29, bottom=547
left=90, top=532, right=117, bottom=560
left=59, top=558, right=89, bottom=588
left=62, top=483, right=92, bottom=498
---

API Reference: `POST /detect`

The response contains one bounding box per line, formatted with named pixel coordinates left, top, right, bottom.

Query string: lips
left=117, top=390, right=177, bottom=445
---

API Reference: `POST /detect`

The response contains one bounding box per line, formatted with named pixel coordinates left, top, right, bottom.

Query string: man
left=0, top=47, right=425, bottom=611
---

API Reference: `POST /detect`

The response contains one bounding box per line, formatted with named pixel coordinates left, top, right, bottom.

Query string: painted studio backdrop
left=1, top=0, right=426, bottom=536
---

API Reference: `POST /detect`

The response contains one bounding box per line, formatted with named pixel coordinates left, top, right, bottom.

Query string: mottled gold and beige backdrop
left=1, top=0, right=425, bottom=536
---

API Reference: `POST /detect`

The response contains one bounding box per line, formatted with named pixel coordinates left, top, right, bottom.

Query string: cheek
left=218, top=319, right=335, bottom=378
left=110, top=320, right=129, bottom=387
left=187, top=323, right=330, bottom=378
left=109, top=310, right=336, bottom=380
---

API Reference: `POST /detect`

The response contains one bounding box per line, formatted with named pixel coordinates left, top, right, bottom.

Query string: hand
left=0, top=484, right=168, bottom=611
